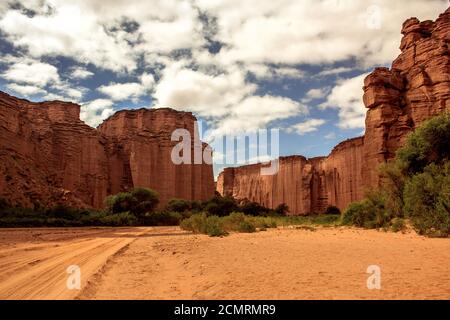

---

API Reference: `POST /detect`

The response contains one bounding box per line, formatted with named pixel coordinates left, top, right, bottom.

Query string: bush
left=390, top=218, right=406, bottom=232
left=143, top=211, right=182, bottom=226
left=166, top=199, right=191, bottom=213
left=342, top=191, right=392, bottom=229
left=99, top=212, right=138, bottom=226
left=180, top=213, right=228, bottom=237
left=106, top=188, right=159, bottom=217
left=397, top=113, right=450, bottom=175
left=240, top=201, right=270, bottom=216
left=403, top=163, right=450, bottom=237
left=202, top=195, right=238, bottom=217
left=274, top=203, right=289, bottom=216
left=324, top=206, right=341, bottom=215
left=237, top=220, right=256, bottom=233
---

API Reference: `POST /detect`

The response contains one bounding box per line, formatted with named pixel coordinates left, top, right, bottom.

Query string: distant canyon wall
left=0, top=92, right=215, bottom=209
left=218, top=8, right=450, bottom=215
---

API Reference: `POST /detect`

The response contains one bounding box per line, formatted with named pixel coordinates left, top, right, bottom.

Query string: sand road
left=0, top=227, right=449, bottom=300
left=0, top=227, right=146, bottom=299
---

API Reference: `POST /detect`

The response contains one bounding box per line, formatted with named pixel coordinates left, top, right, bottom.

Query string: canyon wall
left=363, top=8, right=450, bottom=187
left=217, top=137, right=364, bottom=215
left=0, top=91, right=215, bottom=209
left=218, top=8, right=450, bottom=215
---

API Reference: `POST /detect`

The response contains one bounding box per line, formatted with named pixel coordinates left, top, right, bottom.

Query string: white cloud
left=321, top=73, right=369, bottom=129
left=2, top=59, right=59, bottom=86
left=197, top=0, right=447, bottom=67
left=70, top=67, right=94, bottom=80
left=302, top=87, right=330, bottom=103
left=99, top=82, right=147, bottom=102
left=288, top=118, right=326, bottom=135
left=248, top=64, right=306, bottom=80
left=154, top=62, right=256, bottom=118
left=80, top=99, right=115, bottom=127
left=6, top=83, right=46, bottom=96
left=318, top=67, right=354, bottom=77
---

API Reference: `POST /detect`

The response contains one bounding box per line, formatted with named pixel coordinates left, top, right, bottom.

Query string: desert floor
left=0, top=226, right=449, bottom=300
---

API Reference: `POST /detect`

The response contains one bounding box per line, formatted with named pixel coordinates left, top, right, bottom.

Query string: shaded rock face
left=217, top=138, right=364, bottom=215
left=218, top=9, right=450, bottom=215
left=363, top=8, right=450, bottom=187
left=0, top=91, right=214, bottom=209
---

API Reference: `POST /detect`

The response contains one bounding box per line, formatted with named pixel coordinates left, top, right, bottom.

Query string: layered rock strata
left=0, top=91, right=215, bottom=209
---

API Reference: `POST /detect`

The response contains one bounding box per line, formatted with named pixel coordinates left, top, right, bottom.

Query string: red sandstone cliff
left=0, top=91, right=215, bottom=209
left=218, top=8, right=450, bottom=215
left=363, top=8, right=450, bottom=187
left=217, top=138, right=364, bottom=215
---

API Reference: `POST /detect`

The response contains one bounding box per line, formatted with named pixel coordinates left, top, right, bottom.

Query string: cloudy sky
left=0, top=0, right=448, bottom=177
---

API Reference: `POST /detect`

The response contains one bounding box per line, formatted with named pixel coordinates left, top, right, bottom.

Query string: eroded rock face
left=363, top=8, right=450, bottom=187
left=217, top=138, right=364, bottom=215
left=0, top=91, right=214, bottom=209
left=218, top=8, right=450, bottom=215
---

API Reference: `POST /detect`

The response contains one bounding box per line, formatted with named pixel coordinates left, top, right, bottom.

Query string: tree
left=274, top=203, right=290, bottom=216
left=166, top=198, right=191, bottom=213
left=105, top=188, right=159, bottom=218
left=397, top=113, right=450, bottom=175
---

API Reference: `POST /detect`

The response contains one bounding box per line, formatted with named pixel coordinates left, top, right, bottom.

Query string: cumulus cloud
left=302, top=87, right=330, bottom=103
left=99, top=82, right=146, bottom=102
left=70, top=67, right=94, bottom=80
left=1, top=59, right=59, bottom=87
left=80, top=99, right=115, bottom=127
left=198, top=0, right=447, bottom=67
left=6, top=83, right=46, bottom=96
left=154, top=62, right=256, bottom=118
left=214, top=95, right=307, bottom=135
left=288, top=118, right=326, bottom=135
left=321, top=73, right=369, bottom=129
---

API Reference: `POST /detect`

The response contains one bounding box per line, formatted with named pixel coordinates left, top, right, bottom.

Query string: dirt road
left=0, top=227, right=146, bottom=299
left=0, top=227, right=449, bottom=300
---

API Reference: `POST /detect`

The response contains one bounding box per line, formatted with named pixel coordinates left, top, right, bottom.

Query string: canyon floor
left=0, top=226, right=449, bottom=300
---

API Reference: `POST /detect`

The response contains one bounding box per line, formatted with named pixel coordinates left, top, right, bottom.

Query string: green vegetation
left=343, top=113, right=450, bottom=237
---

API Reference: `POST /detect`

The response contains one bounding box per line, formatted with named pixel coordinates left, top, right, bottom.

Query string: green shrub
left=180, top=213, right=208, bottom=234
left=390, top=218, right=406, bottom=232
left=403, top=163, right=450, bottom=237
left=204, top=215, right=228, bottom=237
left=166, top=199, right=191, bottom=213
left=324, top=206, right=341, bottom=215
left=274, top=203, right=289, bottom=216
left=105, top=188, right=159, bottom=217
left=237, top=220, right=256, bottom=233
left=180, top=213, right=228, bottom=237
left=99, top=212, right=138, bottom=226
left=397, top=112, right=450, bottom=175
left=240, top=201, right=270, bottom=216
left=143, top=211, right=182, bottom=226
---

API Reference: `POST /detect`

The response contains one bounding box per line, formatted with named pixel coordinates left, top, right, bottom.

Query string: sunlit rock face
left=363, top=8, right=450, bottom=187
left=0, top=91, right=215, bottom=209
left=218, top=9, right=450, bottom=215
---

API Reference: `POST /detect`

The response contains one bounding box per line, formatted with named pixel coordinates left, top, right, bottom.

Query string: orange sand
left=0, top=227, right=449, bottom=300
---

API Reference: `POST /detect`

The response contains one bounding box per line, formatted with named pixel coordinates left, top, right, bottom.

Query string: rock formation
left=0, top=91, right=215, bottom=209
left=218, top=8, right=450, bottom=215
left=217, top=137, right=364, bottom=215
left=363, top=8, right=450, bottom=187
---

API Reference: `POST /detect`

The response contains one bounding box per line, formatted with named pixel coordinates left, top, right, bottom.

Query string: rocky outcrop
left=98, top=108, right=214, bottom=206
left=218, top=8, right=450, bottom=215
left=217, top=138, right=364, bottom=215
left=0, top=91, right=215, bottom=209
left=363, top=8, right=450, bottom=187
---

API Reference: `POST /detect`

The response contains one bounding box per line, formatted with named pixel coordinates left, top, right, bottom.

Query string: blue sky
left=0, top=0, right=448, bottom=178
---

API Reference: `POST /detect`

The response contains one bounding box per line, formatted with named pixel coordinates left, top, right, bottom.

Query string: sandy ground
left=0, top=226, right=449, bottom=300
